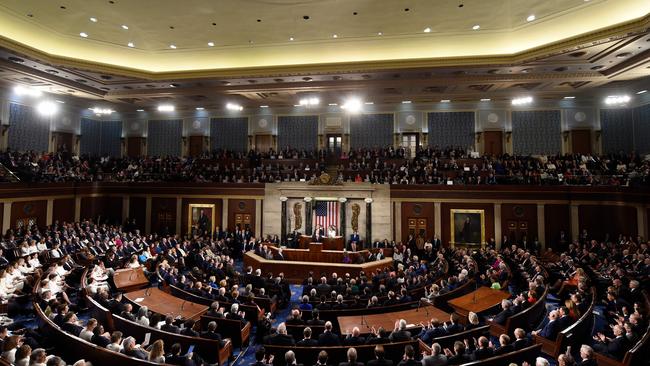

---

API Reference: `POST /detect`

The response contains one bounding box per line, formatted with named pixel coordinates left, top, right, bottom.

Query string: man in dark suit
left=532, top=310, right=561, bottom=340
left=286, top=309, right=305, bottom=326
left=226, top=303, right=248, bottom=324
left=296, top=327, right=318, bottom=347
left=338, top=347, right=364, bottom=366
left=264, top=323, right=295, bottom=346
left=490, top=299, right=513, bottom=325
left=312, top=225, right=325, bottom=243
left=318, top=321, right=341, bottom=346
left=367, top=345, right=393, bottom=366
left=349, top=231, right=361, bottom=250
left=343, top=327, right=366, bottom=346
left=593, top=324, right=630, bottom=360
left=493, top=334, right=514, bottom=355
left=513, top=328, right=530, bottom=350
left=388, top=319, right=412, bottom=342
left=307, top=310, right=325, bottom=326
left=396, top=345, right=419, bottom=366
left=160, top=316, right=180, bottom=334
left=472, top=336, right=494, bottom=361
left=61, top=312, right=83, bottom=336
left=200, top=321, right=225, bottom=346
left=578, top=345, right=598, bottom=366
left=122, top=336, right=148, bottom=360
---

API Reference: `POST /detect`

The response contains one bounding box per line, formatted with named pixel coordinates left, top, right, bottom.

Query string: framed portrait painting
left=450, top=209, right=485, bottom=246
left=188, top=203, right=215, bottom=235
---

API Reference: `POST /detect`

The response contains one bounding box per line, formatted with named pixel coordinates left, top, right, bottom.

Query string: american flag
left=313, top=200, right=339, bottom=230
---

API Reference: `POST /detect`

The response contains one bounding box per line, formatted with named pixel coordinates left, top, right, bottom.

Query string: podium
left=299, top=235, right=344, bottom=250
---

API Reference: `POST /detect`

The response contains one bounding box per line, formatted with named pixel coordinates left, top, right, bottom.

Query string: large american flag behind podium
left=313, top=200, right=339, bottom=229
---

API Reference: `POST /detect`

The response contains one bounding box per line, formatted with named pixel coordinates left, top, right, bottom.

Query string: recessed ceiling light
left=472, top=25, right=480, bottom=30
left=289, top=37, right=294, bottom=41
left=226, top=103, right=243, bottom=111
left=604, top=95, right=630, bottom=105
left=364, top=102, right=374, bottom=105
left=195, top=107, right=204, bottom=110
left=441, top=99, right=451, bottom=103
left=293, top=104, right=301, bottom=107
left=512, top=96, right=533, bottom=105
left=55, top=100, right=65, bottom=104
left=79, top=32, right=88, bottom=38
left=341, top=98, right=362, bottom=112
left=423, top=27, right=432, bottom=33
left=121, top=25, right=129, bottom=30
left=402, top=100, right=412, bottom=104
left=377, top=32, right=382, bottom=36
left=332, top=34, right=338, bottom=38
left=127, top=42, right=134, bottom=48
left=89, top=17, right=97, bottom=22
left=260, top=105, right=269, bottom=108
left=169, top=44, right=176, bottom=49
left=136, top=109, right=144, bottom=112
left=480, top=98, right=491, bottom=102
left=207, top=41, right=214, bottom=47
left=563, top=96, right=576, bottom=99
left=527, top=15, right=536, bottom=22
left=157, top=104, right=175, bottom=112
left=328, top=103, right=338, bottom=106
left=169, top=84, right=176, bottom=88
left=637, top=90, right=647, bottom=95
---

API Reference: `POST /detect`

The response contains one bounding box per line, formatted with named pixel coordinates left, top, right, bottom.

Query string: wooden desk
left=299, top=235, right=344, bottom=250
left=243, top=251, right=393, bottom=283
left=337, top=305, right=449, bottom=334
left=267, top=244, right=372, bottom=263
left=447, top=287, right=510, bottom=319
left=125, top=288, right=208, bottom=321
left=113, top=267, right=149, bottom=292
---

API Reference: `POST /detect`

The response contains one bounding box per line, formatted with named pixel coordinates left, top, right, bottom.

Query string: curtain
left=512, top=110, right=561, bottom=155
left=210, top=117, right=248, bottom=152
left=350, top=113, right=393, bottom=148
left=600, top=109, right=634, bottom=154
left=277, top=115, right=318, bottom=151
left=147, top=120, right=182, bottom=156
left=427, top=112, right=475, bottom=149
left=8, top=103, right=49, bottom=151
left=80, top=119, right=122, bottom=157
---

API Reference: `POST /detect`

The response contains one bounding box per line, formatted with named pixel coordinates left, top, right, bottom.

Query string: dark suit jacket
left=367, top=359, right=393, bottom=366
left=161, top=324, right=180, bottom=334
left=539, top=319, right=560, bottom=339
left=492, top=308, right=513, bottom=325
left=388, top=330, right=411, bottom=342
left=318, top=331, right=341, bottom=346
left=513, top=338, right=530, bottom=350
left=296, top=338, right=318, bottom=347
left=266, top=333, right=295, bottom=346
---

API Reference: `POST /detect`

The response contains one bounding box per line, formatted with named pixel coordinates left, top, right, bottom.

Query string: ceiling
left=0, top=0, right=649, bottom=74
left=0, top=0, right=648, bottom=112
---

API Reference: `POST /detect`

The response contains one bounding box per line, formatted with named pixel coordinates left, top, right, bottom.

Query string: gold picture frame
left=188, top=203, right=216, bottom=235
left=450, top=209, right=485, bottom=247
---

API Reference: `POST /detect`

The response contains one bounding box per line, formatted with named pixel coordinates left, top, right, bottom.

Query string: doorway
left=483, top=131, right=503, bottom=156
left=326, top=134, right=342, bottom=155
left=255, top=134, right=273, bottom=153
left=401, top=133, right=419, bottom=158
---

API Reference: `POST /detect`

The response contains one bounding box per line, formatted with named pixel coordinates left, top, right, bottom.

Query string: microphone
left=145, top=287, right=151, bottom=296
left=180, top=300, right=186, bottom=311
left=128, top=271, right=136, bottom=281
left=472, top=281, right=478, bottom=304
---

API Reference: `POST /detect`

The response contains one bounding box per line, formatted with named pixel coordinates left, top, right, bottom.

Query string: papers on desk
left=134, top=297, right=144, bottom=303
left=406, top=324, right=416, bottom=328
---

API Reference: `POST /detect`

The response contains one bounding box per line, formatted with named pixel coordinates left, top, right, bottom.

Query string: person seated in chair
left=264, top=322, right=295, bottom=346
left=285, top=309, right=305, bottom=326
left=343, top=327, right=366, bottom=346
left=338, top=347, right=364, bottom=366
left=200, top=321, right=225, bottom=346
left=160, top=316, right=180, bottom=334
left=489, top=299, right=513, bottom=325
left=318, top=321, right=341, bottom=346
left=296, top=327, right=318, bottom=347
left=532, top=310, right=561, bottom=340
left=593, top=324, right=630, bottom=361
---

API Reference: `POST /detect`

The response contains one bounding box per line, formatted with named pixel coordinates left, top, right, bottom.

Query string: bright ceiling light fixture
left=377, top=32, right=382, bottom=36
left=604, top=95, right=631, bottom=105
left=127, top=42, right=135, bottom=48
left=14, top=85, right=43, bottom=97
left=121, top=25, right=129, bottom=30
left=169, top=44, right=177, bottom=49
left=527, top=15, right=536, bottom=22
left=226, top=103, right=243, bottom=111
left=364, top=102, right=374, bottom=105
left=91, top=107, right=114, bottom=115
left=195, top=107, right=204, bottom=110
left=441, top=99, right=451, bottom=103
left=402, top=100, right=412, bottom=104
left=328, top=103, right=338, bottom=106
left=299, top=97, right=320, bottom=106
left=512, top=96, right=533, bottom=105
left=563, top=96, right=576, bottom=99
left=37, top=101, right=57, bottom=116
left=480, top=98, right=491, bottom=102
left=260, top=105, right=269, bottom=108
left=79, top=32, right=88, bottom=38
left=289, top=37, right=294, bottom=41
left=136, top=109, right=144, bottom=112
left=341, top=98, right=362, bottom=113
left=472, top=25, right=480, bottom=30
left=157, top=104, right=175, bottom=112
left=332, top=34, right=338, bottom=38
left=207, top=42, right=215, bottom=47
left=423, top=27, right=431, bottom=33
left=637, top=90, right=648, bottom=95
left=89, top=17, right=97, bottom=22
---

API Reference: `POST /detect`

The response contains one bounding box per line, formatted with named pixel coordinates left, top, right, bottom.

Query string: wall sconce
left=475, top=132, right=482, bottom=143
left=562, top=131, right=570, bottom=142
left=505, top=132, right=512, bottom=142
left=2, top=125, right=9, bottom=136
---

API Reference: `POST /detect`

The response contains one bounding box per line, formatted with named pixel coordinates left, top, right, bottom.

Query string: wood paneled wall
left=10, top=200, right=47, bottom=230
left=501, top=204, right=538, bottom=243
left=80, top=196, right=123, bottom=224
left=129, top=197, right=147, bottom=232
left=578, top=205, right=637, bottom=241
left=228, top=199, right=256, bottom=232
left=544, top=204, right=571, bottom=250
left=53, top=198, right=75, bottom=223
left=151, top=198, right=177, bottom=234
left=400, top=202, right=434, bottom=244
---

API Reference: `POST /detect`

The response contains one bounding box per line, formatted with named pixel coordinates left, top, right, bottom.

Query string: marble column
left=339, top=197, right=347, bottom=239
left=305, top=197, right=313, bottom=235
left=570, top=204, right=579, bottom=241
left=145, top=197, right=152, bottom=234
left=255, top=199, right=262, bottom=238
left=394, top=202, right=402, bottom=242
left=280, top=197, right=288, bottom=243
left=2, top=202, right=11, bottom=234
left=222, top=199, right=229, bottom=231
left=637, top=205, right=646, bottom=240
left=494, top=203, right=502, bottom=250
left=46, top=199, right=54, bottom=226
left=434, top=202, right=442, bottom=242
left=537, top=204, right=546, bottom=250
left=365, top=198, right=373, bottom=243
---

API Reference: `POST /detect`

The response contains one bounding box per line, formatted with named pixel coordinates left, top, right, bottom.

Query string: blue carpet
left=234, top=284, right=303, bottom=366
